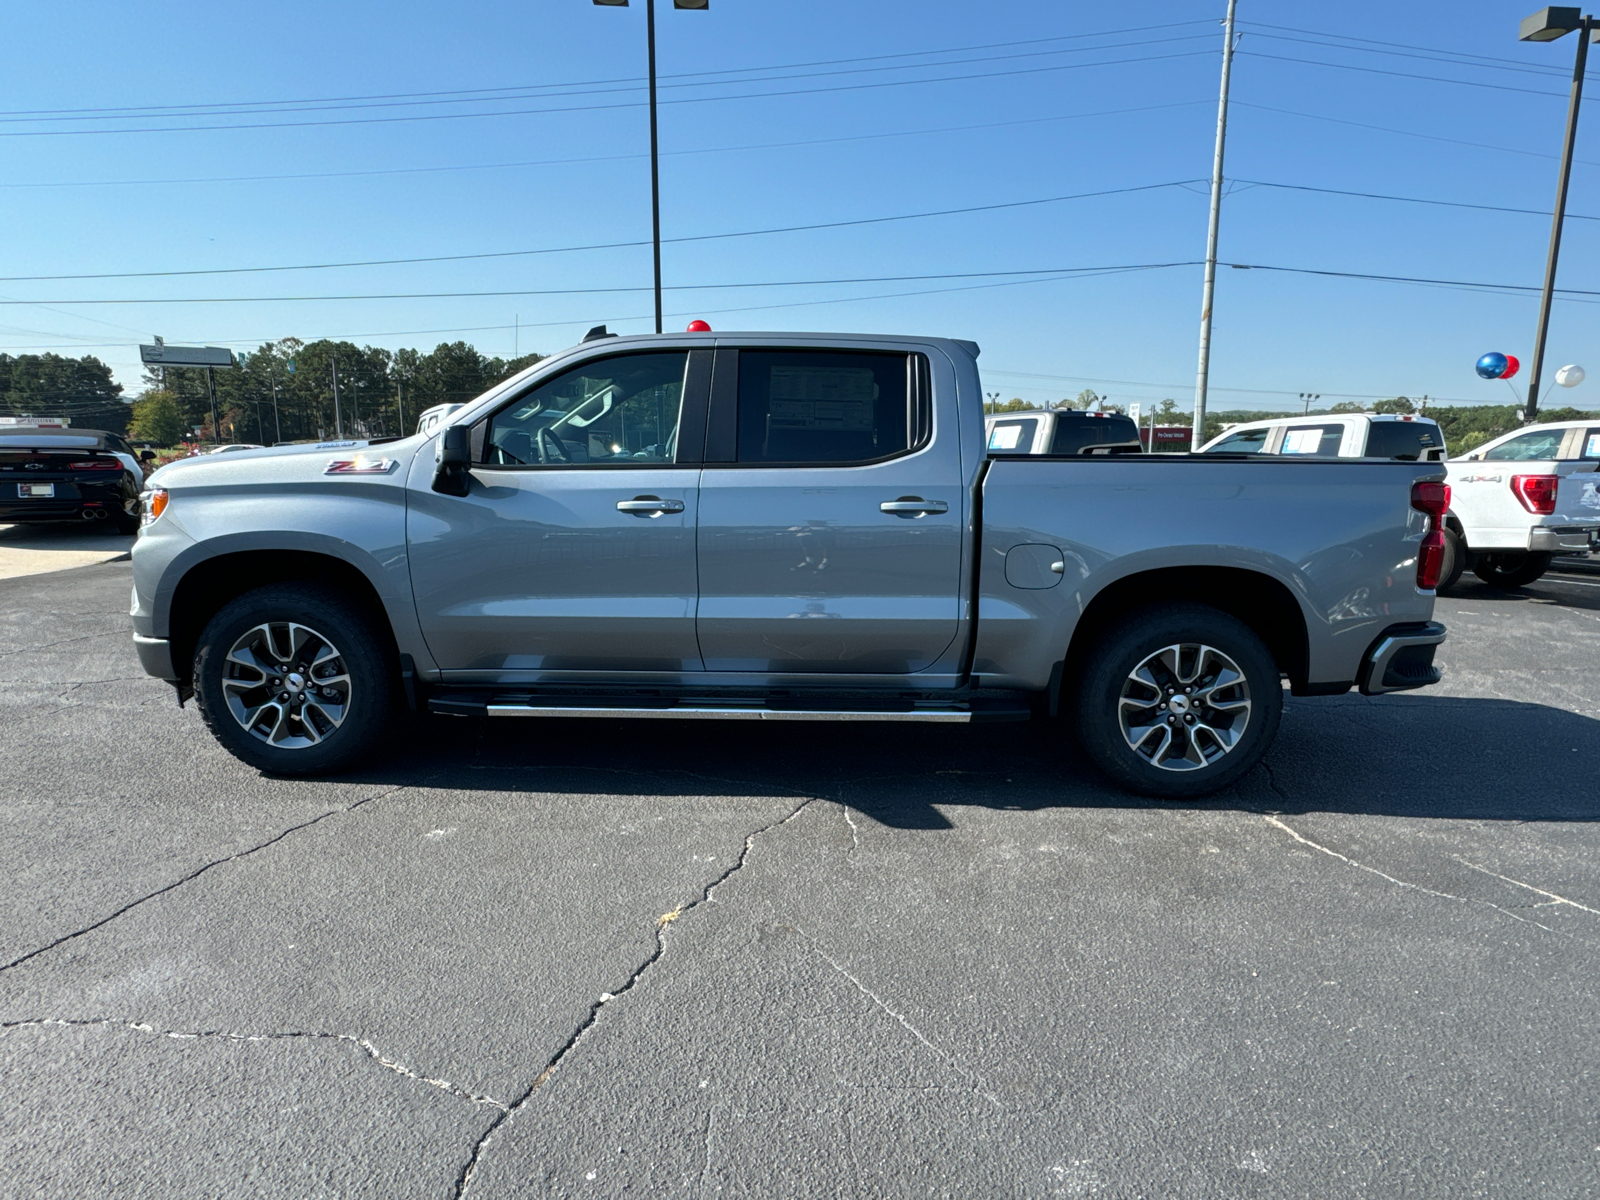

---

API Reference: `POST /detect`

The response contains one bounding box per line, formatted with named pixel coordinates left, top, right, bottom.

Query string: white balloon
left=1555, top=363, right=1585, bottom=387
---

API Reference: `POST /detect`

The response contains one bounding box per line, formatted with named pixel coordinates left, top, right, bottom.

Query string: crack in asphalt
left=0, top=1016, right=507, bottom=1110
left=451, top=795, right=821, bottom=1200
left=0, top=778, right=425, bottom=976
left=0, top=629, right=124, bottom=660
left=1455, top=857, right=1600, bottom=918
left=804, top=935, right=1001, bottom=1108
left=1262, top=814, right=1559, bottom=933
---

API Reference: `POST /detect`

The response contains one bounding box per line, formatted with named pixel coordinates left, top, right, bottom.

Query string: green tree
left=983, top=397, right=1038, bottom=414
left=1, top=352, right=129, bottom=432
left=1329, top=401, right=1367, bottom=414
left=128, top=391, right=186, bottom=445
left=1373, top=396, right=1415, bottom=414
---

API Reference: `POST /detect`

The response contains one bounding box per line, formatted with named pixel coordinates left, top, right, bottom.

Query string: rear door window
left=1277, top=423, right=1345, bottom=456
left=1482, top=429, right=1566, bottom=461
left=1577, top=428, right=1600, bottom=460
left=1363, top=421, right=1443, bottom=461
left=1204, top=427, right=1270, bottom=454
left=987, top=418, right=1038, bottom=453
left=736, top=350, right=915, bottom=465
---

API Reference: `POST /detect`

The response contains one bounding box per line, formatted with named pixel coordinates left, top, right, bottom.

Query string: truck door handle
left=880, top=497, right=949, bottom=517
left=616, top=495, right=684, bottom=517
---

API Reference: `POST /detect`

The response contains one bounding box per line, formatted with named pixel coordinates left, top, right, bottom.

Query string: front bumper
left=1358, top=621, right=1447, bottom=696
left=1530, top=525, right=1600, bottom=553
left=133, top=634, right=178, bottom=681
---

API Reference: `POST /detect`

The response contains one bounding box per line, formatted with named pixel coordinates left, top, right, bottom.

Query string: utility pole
left=270, top=380, right=282, bottom=443
left=1192, top=0, right=1239, bottom=451
left=396, top=381, right=406, bottom=434
left=332, top=360, right=343, bottom=438
left=205, top=366, right=220, bottom=444
left=1519, top=10, right=1594, bottom=423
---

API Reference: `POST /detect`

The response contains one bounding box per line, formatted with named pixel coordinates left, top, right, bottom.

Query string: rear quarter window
left=1363, top=421, right=1442, bottom=461
left=1277, top=424, right=1345, bottom=456
left=1049, top=414, right=1139, bottom=454
left=987, top=418, right=1038, bottom=453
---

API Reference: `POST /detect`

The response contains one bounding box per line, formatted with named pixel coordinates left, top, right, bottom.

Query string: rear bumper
left=1358, top=621, right=1447, bottom=696
left=133, top=634, right=179, bottom=681
left=1529, top=525, right=1600, bottom=553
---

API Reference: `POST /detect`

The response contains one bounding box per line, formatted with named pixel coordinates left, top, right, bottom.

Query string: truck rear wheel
left=1072, top=603, right=1282, bottom=799
left=193, top=583, right=395, bottom=776
left=1471, top=551, right=1552, bottom=589
left=1437, top=528, right=1467, bottom=592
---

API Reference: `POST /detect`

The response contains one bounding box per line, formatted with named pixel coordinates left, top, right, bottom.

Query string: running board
left=429, top=694, right=1031, bottom=723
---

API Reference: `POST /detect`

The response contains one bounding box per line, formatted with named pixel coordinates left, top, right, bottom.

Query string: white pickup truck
left=1443, top=420, right=1600, bottom=589
left=1198, top=412, right=1448, bottom=461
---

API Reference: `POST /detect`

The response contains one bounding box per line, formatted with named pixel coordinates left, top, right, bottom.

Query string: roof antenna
left=582, top=325, right=617, bottom=343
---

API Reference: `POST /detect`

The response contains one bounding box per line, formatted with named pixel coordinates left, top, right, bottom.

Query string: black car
left=0, top=428, right=147, bottom=534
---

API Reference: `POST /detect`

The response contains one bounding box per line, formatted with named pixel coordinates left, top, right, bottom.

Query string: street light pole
left=1192, top=0, right=1239, bottom=452
left=594, top=0, right=706, bottom=334
left=646, top=0, right=663, bottom=334
left=1519, top=7, right=1595, bottom=424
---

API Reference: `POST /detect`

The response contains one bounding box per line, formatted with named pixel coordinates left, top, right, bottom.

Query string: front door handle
left=880, top=496, right=949, bottom=518
left=617, top=495, right=685, bottom=517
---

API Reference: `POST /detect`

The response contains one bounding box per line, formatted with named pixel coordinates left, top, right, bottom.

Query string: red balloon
left=1500, top=354, right=1521, bottom=381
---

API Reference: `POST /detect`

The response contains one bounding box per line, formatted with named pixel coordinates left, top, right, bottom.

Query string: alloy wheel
left=1117, top=642, right=1252, bottom=772
left=221, top=621, right=352, bottom=748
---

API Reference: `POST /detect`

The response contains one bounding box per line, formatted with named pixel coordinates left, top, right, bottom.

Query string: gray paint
left=131, top=331, right=1439, bottom=704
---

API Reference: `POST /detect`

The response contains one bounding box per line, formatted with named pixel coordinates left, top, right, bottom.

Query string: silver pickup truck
left=130, top=330, right=1448, bottom=798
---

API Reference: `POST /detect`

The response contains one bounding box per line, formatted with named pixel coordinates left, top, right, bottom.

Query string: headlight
left=141, top=488, right=169, bottom=527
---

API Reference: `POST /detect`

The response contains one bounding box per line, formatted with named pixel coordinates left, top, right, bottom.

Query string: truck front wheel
left=1072, top=603, right=1283, bottom=799
left=193, top=583, right=395, bottom=776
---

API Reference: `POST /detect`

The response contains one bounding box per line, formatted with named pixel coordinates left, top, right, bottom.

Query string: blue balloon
left=1476, top=352, right=1508, bottom=379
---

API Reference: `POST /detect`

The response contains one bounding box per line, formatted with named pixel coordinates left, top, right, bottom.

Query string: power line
left=0, top=33, right=1217, bottom=127
left=1, top=20, right=1213, bottom=119
left=0, top=101, right=1211, bottom=191
left=0, top=262, right=1207, bottom=306
left=1231, top=177, right=1599, bottom=222
left=1239, top=48, right=1576, bottom=101
left=1231, top=101, right=1600, bottom=169
left=0, top=49, right=1218, bottom=138
left=1240, top=26, right=1594, bottom=81
left=0, top=181, right=1202, bottom=283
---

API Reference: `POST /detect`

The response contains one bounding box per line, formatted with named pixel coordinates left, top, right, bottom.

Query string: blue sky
left=2, top=0, right=1598, bottom=412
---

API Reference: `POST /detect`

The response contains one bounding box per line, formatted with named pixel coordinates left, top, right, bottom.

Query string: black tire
left=1437, top=528, right=1467, bottom=593
left=111, top=500, right=140, bottom=536
left=193, top=583, right=395, bottom=775
left=1471, top=551, right=1552, bottom=589
left=1071, top=602, right=1283, bottom=799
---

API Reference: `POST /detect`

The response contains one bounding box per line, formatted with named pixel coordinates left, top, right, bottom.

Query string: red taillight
left=1511, top=473, right=1558, bottom=515
left=71, top=458, right=121, bottom=471
left=1411, top=479, right=1451, bottom=590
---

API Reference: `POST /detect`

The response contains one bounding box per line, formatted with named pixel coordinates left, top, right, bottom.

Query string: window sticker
left=1586, top=432, right=1600, bottom=458
left=767, top=366, right=877, bottom=432
left=989, top=424, right=1026, bottom=450
left=1282, top=428, right=1323, bottom=454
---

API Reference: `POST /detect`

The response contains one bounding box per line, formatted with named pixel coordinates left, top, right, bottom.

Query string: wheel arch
left=1060, top=566, right=1310, bottom=702
left=165, top=546, right=398, bottom=685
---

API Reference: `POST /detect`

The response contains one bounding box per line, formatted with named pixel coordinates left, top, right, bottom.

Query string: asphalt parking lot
left=2, top=541, right=1598, bottom=1199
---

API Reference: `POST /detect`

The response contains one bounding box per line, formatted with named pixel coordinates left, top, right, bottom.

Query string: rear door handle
left=617, top=495, right=685, bottom=517
left=880, top=497, right=949, bottom=517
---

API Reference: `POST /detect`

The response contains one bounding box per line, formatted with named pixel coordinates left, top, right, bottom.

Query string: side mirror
left=140, top=450, right=156, bottom=462
left=432, top=425, right=472, bottom=496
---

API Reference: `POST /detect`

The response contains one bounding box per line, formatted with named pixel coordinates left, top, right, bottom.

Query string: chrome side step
left=484, top=702, right=975, bottom=722
left=428, top=693, right=1032, bottom=723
